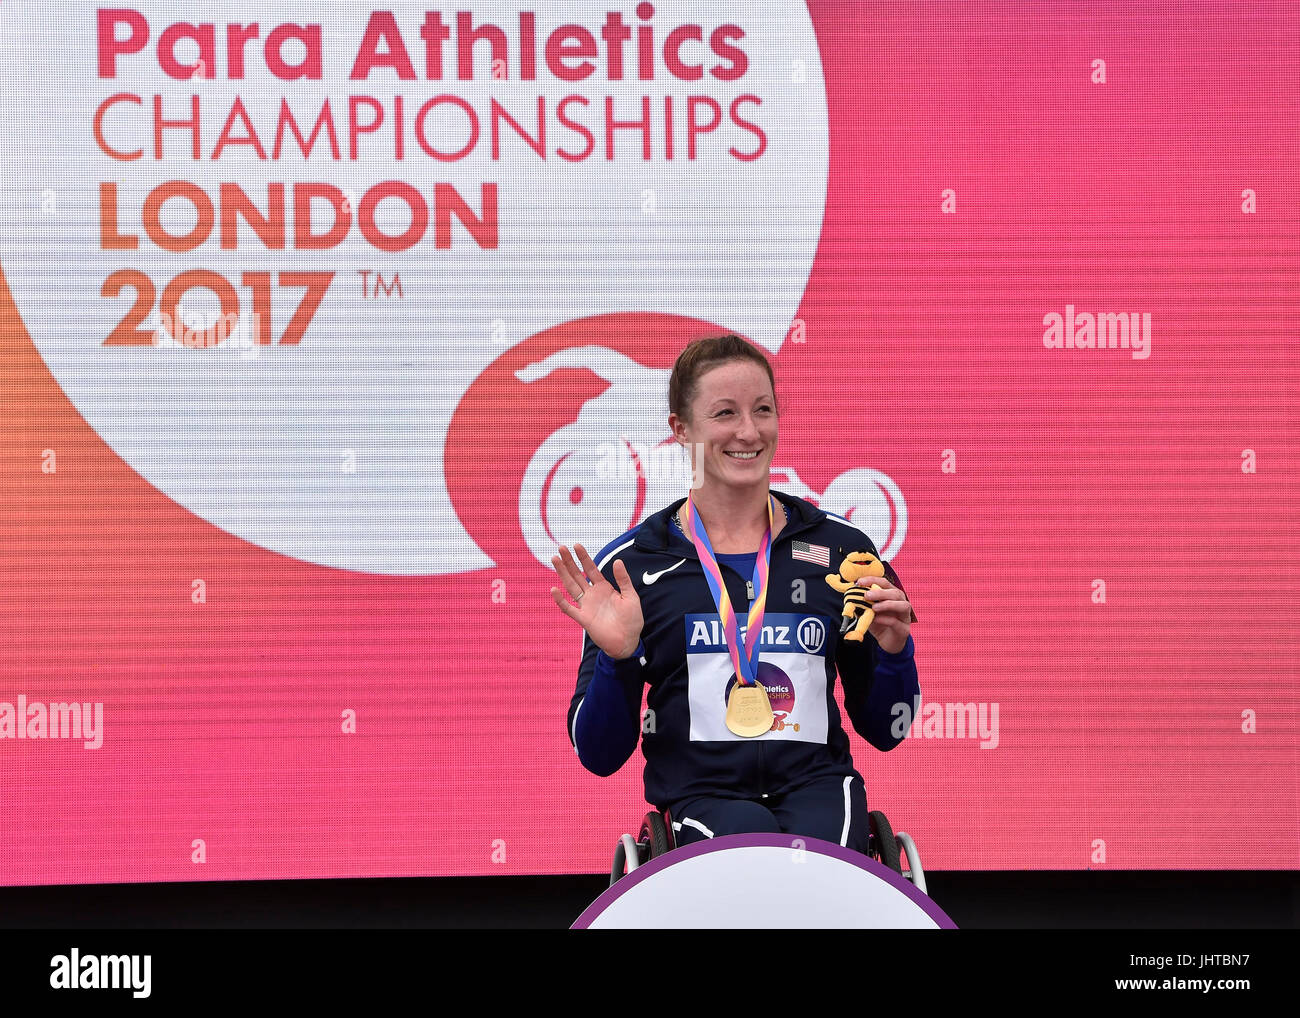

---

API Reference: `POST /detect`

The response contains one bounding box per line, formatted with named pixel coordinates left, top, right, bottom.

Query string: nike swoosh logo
left=643, top=559, right=687, bottom=584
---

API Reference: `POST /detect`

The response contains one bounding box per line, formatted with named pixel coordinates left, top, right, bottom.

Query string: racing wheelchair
left=611, top=805, right=927, bottom=894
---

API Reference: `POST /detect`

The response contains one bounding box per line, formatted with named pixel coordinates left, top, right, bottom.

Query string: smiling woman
left=666, top=336, right=783, bottom=553
left=552, top=333, right=920, bottom=859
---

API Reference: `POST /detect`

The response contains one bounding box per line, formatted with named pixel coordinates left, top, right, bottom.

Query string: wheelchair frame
left=611, top=806, right=927, bottom=895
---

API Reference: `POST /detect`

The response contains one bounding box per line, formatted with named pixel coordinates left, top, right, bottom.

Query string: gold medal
left=680, top=493, right=781, bottom=740
left=725, top=681, right=775, bottom=738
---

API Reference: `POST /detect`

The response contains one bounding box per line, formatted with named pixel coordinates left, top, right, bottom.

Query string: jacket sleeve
left=835, top=558, right=921, bottom=752
left=565, top=549, right=647, bottom=776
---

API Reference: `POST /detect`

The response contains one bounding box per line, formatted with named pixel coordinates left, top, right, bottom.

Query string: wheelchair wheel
left=639, top=810, right=672, bottom=860
left=868, top=810, right=903, bottom=874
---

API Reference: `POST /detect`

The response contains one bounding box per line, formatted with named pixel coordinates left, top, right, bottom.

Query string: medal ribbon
left=680, top=492, right=776, bottom=688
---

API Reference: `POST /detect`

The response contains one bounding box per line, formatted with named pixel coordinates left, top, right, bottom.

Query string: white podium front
left=573, top=833, right=957, bottom=929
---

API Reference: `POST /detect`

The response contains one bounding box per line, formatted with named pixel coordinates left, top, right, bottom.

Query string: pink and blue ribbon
left=680, top=492, right=777, bottom=688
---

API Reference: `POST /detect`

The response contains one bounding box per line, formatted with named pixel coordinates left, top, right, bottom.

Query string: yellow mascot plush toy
left=825, top=551, right=887, bottom=642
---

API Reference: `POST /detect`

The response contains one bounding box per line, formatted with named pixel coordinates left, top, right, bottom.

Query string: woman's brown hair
left=668, top=334, right=779, bottom=424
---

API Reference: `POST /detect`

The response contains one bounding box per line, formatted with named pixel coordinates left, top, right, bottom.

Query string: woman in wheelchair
left=554, top=335, right=919, bottom=863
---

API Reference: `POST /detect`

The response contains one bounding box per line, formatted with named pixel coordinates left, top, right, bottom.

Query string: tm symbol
left=357, top=271, right=403, bottom=299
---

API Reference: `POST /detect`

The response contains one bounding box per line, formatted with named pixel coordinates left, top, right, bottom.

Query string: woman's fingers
left=557, top=544, right=586, bottom=585
left=857, top=582, right=909, bottom=621
left=550, top=586, right=582, bottom=621
left=610, top=558, right=637, bottom=599
left=865, top=591, right=911, bottom=622
left=870, top=600, right=910, bottom=620
left=551, top=549, right=586, bottom=602
left=573, top=543, right=608, bottom=589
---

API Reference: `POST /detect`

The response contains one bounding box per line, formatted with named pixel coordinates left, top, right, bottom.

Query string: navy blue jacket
left=566, top=489, right=921, bottom=812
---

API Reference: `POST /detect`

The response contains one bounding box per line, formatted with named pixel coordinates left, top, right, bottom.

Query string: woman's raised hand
left=551, top=543, right=644, bottom=661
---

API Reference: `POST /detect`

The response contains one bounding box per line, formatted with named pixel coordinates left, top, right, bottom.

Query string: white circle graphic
left=0, top=1, right=829, bottom=573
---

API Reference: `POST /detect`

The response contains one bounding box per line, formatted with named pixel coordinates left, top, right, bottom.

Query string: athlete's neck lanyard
left=679, top=492, right=777, bottom=689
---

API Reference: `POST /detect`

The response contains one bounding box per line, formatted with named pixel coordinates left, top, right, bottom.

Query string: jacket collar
left=634, top=488, right=828, bottom=559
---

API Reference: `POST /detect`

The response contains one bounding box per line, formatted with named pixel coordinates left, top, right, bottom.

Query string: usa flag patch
left=791, top=541, right=830, bottom=567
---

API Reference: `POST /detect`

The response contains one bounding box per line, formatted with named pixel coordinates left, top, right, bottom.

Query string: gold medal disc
left=725, top=682, right=775, bottom=738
